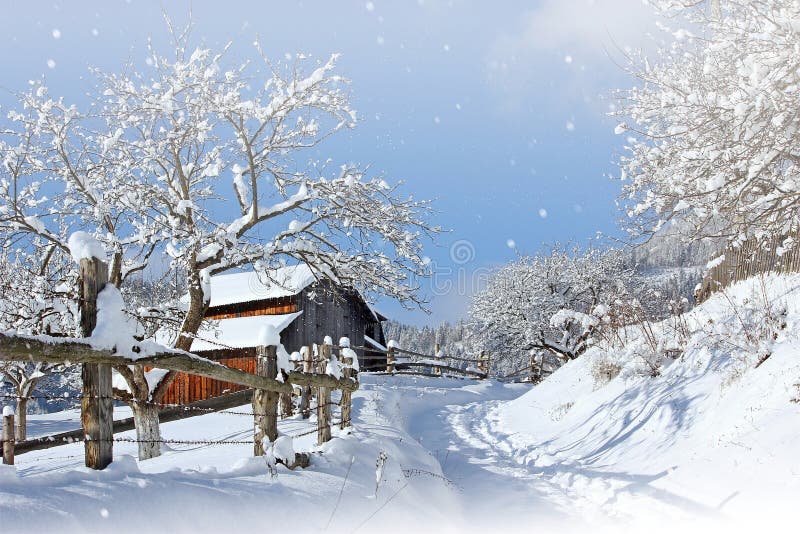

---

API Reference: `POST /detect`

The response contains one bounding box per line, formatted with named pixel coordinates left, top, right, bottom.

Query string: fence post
left=280, top=371, right=293, bottom=419
left=253, top=344, right=279, bottom=456
left=386, top=341, right=396, bottom=373
left=317, top=340, right=332, bottom=445
left=79, top=257, right=113, bottom=470
left=433, top=342, right=442, bottom=376
left=299, top=346, right=312, bottom=419
left=2, top=409, right=13, bottom=465
left=339, top=339, right=354, bottom=430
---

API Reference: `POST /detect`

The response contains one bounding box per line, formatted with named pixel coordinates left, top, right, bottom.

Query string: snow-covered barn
left=160, top=265, right=387, bottom=405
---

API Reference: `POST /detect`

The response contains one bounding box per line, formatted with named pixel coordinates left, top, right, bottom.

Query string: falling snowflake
left=46, top=59, right=56, bottom=69
left=51, top=29, right=61, bottom=39
left=538, top=208, right=548, bottom=219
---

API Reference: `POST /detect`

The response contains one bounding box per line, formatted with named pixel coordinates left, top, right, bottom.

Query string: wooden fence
left=0, top=258, right=358, bottom=469
left=354, top=344, right=490, bottom=379
left=696, top=231, right=800, bottom=302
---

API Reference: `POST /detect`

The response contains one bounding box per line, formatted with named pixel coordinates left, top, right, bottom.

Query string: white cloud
left=494, top=0, right=659, bottom=58
left=485, top=0, right=664, bottom=112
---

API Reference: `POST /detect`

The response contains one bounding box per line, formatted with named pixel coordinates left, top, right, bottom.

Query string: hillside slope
left=491, top=274, right=800, bottom=528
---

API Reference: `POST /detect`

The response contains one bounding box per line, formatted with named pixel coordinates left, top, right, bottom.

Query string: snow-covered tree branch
left=615, top=0, right=800, bottom=248
left=469, top=246, right=636, bottom=377
left=0, top=245, right=76, bottom=440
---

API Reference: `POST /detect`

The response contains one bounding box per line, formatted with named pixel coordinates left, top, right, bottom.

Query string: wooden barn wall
left=280, top=284, right=385, bottom=370
left=205, top=296, right=297, bottom=320
left=159, top=348, right=257, bottom=405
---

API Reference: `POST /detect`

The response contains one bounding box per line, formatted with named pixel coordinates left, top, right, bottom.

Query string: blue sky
left=0, top=0, right=661, bottom=325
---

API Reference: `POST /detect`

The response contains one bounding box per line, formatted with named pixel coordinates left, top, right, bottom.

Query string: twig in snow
left=350, top=482, right=409, bottom=534
left=325, top=455, right=355, bottom=531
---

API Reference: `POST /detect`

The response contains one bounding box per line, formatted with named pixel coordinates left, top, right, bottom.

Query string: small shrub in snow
left=590, top=357, right=622, bottom=387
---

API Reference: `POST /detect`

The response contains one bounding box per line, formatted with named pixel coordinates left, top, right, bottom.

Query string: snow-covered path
left=355, top=376, right=576, bottom=529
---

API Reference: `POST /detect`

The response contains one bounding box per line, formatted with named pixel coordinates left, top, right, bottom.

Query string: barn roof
left=208, top=265, right=317, bottom=307
left=190, top=311, right=303, bottom=352
left=205, top=264, right=388, bottom=324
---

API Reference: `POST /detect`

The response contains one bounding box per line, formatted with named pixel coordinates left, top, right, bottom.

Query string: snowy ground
left=2, top=277, right=799, bottom=533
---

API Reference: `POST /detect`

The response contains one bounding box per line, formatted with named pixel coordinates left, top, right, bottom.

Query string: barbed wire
left=14, top=453, right=84, bottom=464
left=8, top=416, right=353, bottom=454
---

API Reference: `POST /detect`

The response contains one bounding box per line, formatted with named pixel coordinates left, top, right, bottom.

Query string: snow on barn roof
left=190, top=311, right=303, bottom=352
left=208, top=264, right=317, bottom=307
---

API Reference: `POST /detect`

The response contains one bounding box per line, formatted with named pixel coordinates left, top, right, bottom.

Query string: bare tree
left=1, top=27, right=438, bottom=459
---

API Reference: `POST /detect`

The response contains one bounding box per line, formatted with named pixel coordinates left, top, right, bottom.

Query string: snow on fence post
left=339, top=338, right=354, bottom=430
left=2, top=407, right=13, bottom=465
left=300, top=346, right=313, bottom=419
left=79, top=256, right=113, bottom=470
left=433, top=342, right=442, bottom=376
left=386, top=340, right=397, bottom=373
left=317, top=339, right=333, bottom=445
left=253, top=341, right=279, bottom=456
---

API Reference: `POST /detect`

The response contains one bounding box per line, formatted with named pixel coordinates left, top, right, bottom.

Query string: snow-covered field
left=3, top=276, right=800, bottom=533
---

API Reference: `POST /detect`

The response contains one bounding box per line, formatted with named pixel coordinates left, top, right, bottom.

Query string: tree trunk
left=151, top=265, right=207, bottom=415
left=132, top=402, right=162, bottom=460
left=175, top=268, right=209, bottom=352
left=14, top=397, right=27, bottom=442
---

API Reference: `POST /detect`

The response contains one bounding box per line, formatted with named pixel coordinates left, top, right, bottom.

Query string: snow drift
left=493, top=274, right=800, bottom=530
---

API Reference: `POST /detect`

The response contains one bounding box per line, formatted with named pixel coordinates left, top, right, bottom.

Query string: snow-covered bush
left=589, top=356, right=622, bottom=388
left=701, top=276, right=789, bottom=371
left=468, top=246, right=638, bottom=377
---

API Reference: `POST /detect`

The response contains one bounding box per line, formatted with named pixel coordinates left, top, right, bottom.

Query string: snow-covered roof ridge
left=208, top=264, right=318, bottom=307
